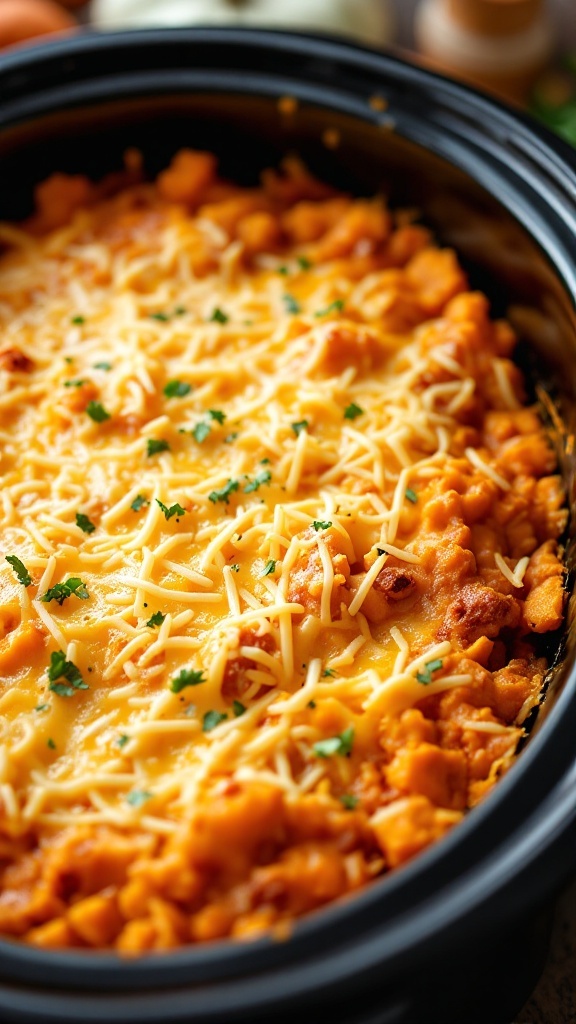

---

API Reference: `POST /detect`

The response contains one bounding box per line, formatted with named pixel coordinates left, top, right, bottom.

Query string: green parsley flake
left=313, top=521, right=332, bottom=531
left=314, top=299, right=345, bottom=317
left=405, top=488, right=418, bottom=504
left=283, top=293, right=301, bottom=315
left=209, top=307, right=229, bottom=324
left=156, top=499, right=186, bottom=520
left=261, top=559, right=276, bottom=577
left=297, top=256, right=313, bottom=270
left=71, top=315, right=85, bottom=325
left=232, top=700, right=246, bottom=717
left=277, top=265, right=289, bottom=276
left=164, top=379, right=192, bottom=398
left=5, top=555, right=32, bottom=587
left=146, top=611, right=166, bottom=628
left=230, top=564, right=240, bottom=573
left=308, top=700, right=317, bottom=709
left=291, top=420, right=308, bottom=436
left=209, top=479, right=239, bottom=504
left=93, top=362, right=112, bottom=371
left=323, top=668, right=336, bottom=678
left=47, top=738, right=56, bottom=750
left=147, top=438, right=170, bottom=457
left=192, top=421, right=211, bottom=444
left=416, top=658, right=444, bottom=685
left=244, top=469, right=271, bottom=494
left=340, top=794, right=359, bottom=810
left=75, top=512, right=96, bottom=534
left=64, top=379, right=86, bottom=388
left=117, top=734, right=130, bottom=749
left=169, top=668, right=206, bottom=693
left=313, top=726, right=354, bottom=759
left=203, top=710, right=228, bottom=732
left=47, top=649, right=88, bottom=697
left=145, top=610, right=166, bottom=626
left=208, top=409, right=226, bottom=425
left=130, top=494, right=149, bottom=512
left=35, top=703, right=49, bottom=713
left=224, top=432, right=238, bottom=444
left=42, top=577, right=89, bottom=606
left=86, top=401, right=111, bottom=423
left=174, top=306, right=187, bottom=316
left=149, top=311, right=170, bottom=322
left=126, top=790, right=152, bottom=808
left=344, top=402, right=364, bottom=421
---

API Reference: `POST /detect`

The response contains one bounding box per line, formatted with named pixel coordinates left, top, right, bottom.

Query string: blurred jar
left=415, top=0, right=554, bottom=104
left=91, top=0, right=395, bottom=47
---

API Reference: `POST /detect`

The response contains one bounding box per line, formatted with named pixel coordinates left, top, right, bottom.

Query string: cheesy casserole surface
left=0, top=151, right=566, bottom=951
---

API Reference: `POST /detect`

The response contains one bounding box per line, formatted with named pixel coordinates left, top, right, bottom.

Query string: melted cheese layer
left=0, top=151, right=566, bottom=951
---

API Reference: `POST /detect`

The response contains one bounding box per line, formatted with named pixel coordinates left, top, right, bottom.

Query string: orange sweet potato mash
left=0, top=150, right=566, bottom=953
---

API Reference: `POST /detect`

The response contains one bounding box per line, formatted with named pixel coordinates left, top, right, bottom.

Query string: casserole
left=0, top=27, right=574, bottom=1024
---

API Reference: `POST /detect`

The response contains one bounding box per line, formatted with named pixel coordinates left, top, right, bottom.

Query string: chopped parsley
left=224, top=432, right=238, bottom=444
left=47, top=649, right=88, bottom=697
left=174, top=306, right=187, bottom=316
left=203, top=710, right=228, bottom=732
left=169, top=668, right=206, bottom=693
left=64, top=378, right=86, bottom=388
left=5, top=555, right=32, bottom=587
left=209, top=307, right=229, bottom=324
left=416, top=658, right=444, bottom=685
left=313, top=726, right=354, bottom=759
left=244, top=469, right=271, bottom=494
left=208, top=409, right=226, bottom=425
left=126, top=790, right=152, bottom=807
left=146, top=611, right=166, bottom=627
left=323, top=668, right=336, bottom=678
left=230, top=564, right=240, bottom=573
left=164, top=379, right=192, bottom=398
left=261, top=559, right=276, bottom=577
left=405, top=488, right=418, bottom=504
left=314, top=299, right=345, bottom=317
left=147, top=438, right=170, bottom=457
left=291, top=420, right=308, bottom=436
left=297, top=255, right=313, bottom=270
left=93, top=362, right=112, bottom=371
left=192, top=421, right=211, bottom=443
left=35, top=703, right=49, bottom=713
left=130, top=494, right=149, bottom=512
left=86, top=401, right=111, bottom=423
left=117, top=734, right=130, bottom=749
left=343, top=402, right=364, bottom=421
left=283, top=293, right=301, bottom=315
left=277, top=265, right=289, bottom=275
left=209, top=479, right=239, bottom=504
left=232, top=700, right=246, bottom=717
left=42, top=577, right=89, bottom=605
left=340, top=794, right=359, bottom=810
left=156, top=499, right=186, bottom=520
left=75, top=512, right=96, bottom=534
left=47, top=738, right=56, bottom=750
left=313, top=520, right=332, bottom=531
left=308, top=700, right=317, bottom=709
left=260, top=458, right=271, bottom=465
left=149, top=311, right=170, bottom=322
left=71, top=315, right=85, bottom=325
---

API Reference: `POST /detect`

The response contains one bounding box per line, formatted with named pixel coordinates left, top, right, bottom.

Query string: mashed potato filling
left=0, top=151, right=566, bottom=951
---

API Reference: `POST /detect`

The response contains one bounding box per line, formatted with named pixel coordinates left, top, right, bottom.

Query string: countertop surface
left=515, top=879, right=576, bottom=1024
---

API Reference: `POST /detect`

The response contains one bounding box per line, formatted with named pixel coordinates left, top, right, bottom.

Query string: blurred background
left=1, top=0, right=576, bottom=142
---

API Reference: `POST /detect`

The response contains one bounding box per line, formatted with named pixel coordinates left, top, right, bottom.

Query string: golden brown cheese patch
left=0, top=149, right=566, bottom=951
